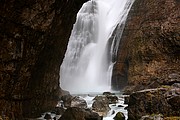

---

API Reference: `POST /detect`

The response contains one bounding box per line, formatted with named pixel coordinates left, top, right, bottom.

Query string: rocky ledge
left=127, top=86, right=180, bottom=120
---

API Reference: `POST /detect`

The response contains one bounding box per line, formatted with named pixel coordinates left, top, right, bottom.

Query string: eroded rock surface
left=0, top=0, right=87, bottom=118
left=114, top=0, right=180, bottom=92
left=128, top=87, right=180, bottom=120
left=120, top=0, right=180, bottom=118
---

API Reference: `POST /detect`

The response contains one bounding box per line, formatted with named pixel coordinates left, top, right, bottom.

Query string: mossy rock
left=113, top=112, right=125, bottom=120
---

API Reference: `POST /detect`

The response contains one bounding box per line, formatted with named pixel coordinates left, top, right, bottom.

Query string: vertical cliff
left=113, top=0, right=180, bottom=118
left=113, top=0, right=180, bottom=92
left=0, top=0, right=87, bottom=118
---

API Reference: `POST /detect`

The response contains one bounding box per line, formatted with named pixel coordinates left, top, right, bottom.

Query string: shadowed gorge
left=0, top=0, right=179, bottom=119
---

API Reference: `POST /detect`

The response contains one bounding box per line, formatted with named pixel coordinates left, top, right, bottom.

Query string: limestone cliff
left=113, top=0, right=180, bottom=92
left=113, top=0, right=180, bottom=118
left=0, top=0, right=86, bottom=118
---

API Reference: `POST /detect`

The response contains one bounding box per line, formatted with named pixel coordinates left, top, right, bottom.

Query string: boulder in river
left=71, top=96, right=87, bottom=109
left=103, top=92, right=115, bottom=96
left=124, top=96, right=129, bottom=104
left=61, top=94, right=73, bottom=108
left=61, top=95, right=87, bottom=109
left=113, top=112, right=125, bottom=120
left=92, top=96, right=110, bottom=116
left=44, top=113, right=52, bottom=120
left=102, top=92, right=118, bottom=104
left=59, top=107, right=102, bottom=120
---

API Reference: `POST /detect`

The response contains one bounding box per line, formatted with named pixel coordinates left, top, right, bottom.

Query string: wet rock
left=106, top=95, right=118, bottom=104
left=103, top=92, right=115, bottom=96
left=44, top=113, right=52, bottom=120
left=59, top=107, right=102, bottom=120
left=93, top=96, right=108, bottom=101
left=124, top=96, right=129, bottom=104
left=61, top=95, right=87, bottom=109
left=124, top=106, right=128, bottom=110
left=92, top=96, right=110, bottom=116
left=102, top=92, right=118, bottom=104
left=117, top=105, right=123, bottom=107
left=61, top=94, right=73, bottom=108
left=113, top=112, right=125, bottom=120
left=71, top=96, right=87, bottom=109
left=112, top=110, right=115, bottom=115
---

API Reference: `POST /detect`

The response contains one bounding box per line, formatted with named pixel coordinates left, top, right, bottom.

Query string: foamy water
left=38, top=93, right=128, bottom=120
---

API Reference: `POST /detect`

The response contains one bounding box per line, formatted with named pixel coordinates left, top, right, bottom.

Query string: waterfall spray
left=60, top=0, right=134, bottom=94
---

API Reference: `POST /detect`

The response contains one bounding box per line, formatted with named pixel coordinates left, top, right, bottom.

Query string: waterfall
left=60, top=0, right=134, bottom=94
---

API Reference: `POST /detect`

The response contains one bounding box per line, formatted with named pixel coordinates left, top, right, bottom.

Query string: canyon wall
left=0, top=0, right=86, bottom=118
left=1, top=0, right=179, bottom=118
left=113, top=0, right=180, bottom=92
left=114, top=0, right=180, bottom=118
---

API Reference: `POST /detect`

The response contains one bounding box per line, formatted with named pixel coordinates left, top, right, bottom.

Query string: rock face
left=0, top=0, right=87, bottom=118
left=111, top=24, right=130, bottom=90
left=113, top=0, right=180, bottom=92
left=117, top=1, right=180, bottom=119
left=128, top=87, right=180, bottom=120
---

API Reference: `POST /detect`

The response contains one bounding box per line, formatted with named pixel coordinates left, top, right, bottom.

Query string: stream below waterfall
left=35, top=0, right=134, bottom=119
left=75, top=93, right=128, bottom=120
left=37, top=92, right=129, bottom=120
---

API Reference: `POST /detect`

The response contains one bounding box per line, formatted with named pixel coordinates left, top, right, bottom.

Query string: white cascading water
left=60, top=0, right=134, bottom=94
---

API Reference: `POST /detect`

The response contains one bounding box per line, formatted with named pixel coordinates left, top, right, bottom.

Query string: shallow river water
left=38, top=92, right=128, bottom=120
